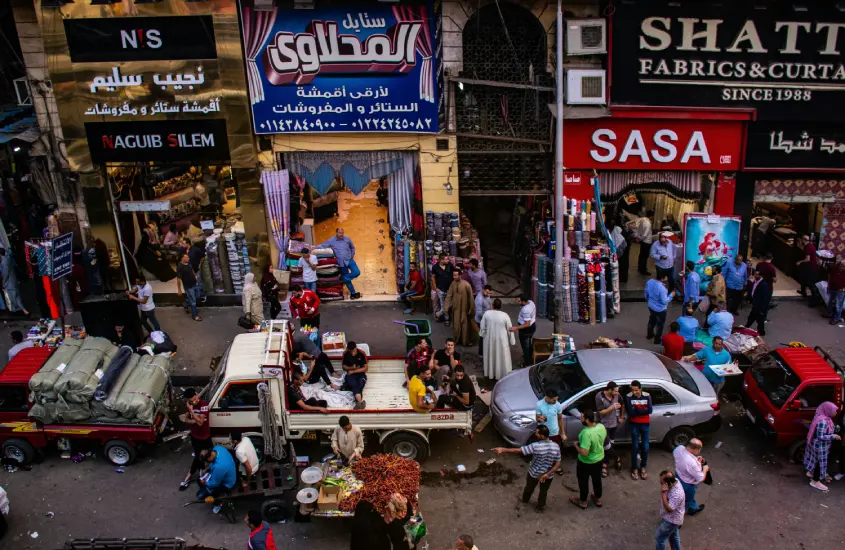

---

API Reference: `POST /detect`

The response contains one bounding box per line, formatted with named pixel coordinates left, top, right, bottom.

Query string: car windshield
left=529, top=353, right=592, bottom=401
left=656, top=355, right=700, bottom=396
left=751, top=353, right=800, bottom=409
left=206, top=345, right=230, bottom=401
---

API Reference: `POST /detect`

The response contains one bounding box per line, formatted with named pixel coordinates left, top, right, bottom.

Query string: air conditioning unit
left=565, top=69, right=606, bottom=105
left=566, top=18, right=607, bottom=55
left=14, top=77, right=31, bottom=107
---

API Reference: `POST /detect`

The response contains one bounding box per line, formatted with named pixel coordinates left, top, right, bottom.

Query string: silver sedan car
left=491, top=348, right=722, bottom=449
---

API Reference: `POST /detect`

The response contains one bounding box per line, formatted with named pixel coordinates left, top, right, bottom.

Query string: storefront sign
left=64, top=16, right=217, bottom=63
left=562, top=119, right=742, bottom=170
left=241, top=2, right=440, bottom=133
left=610, top=3, right=845, bottom=120
left=744, top=122, right=845, bottom=171
left=562, top=171, right=595, bottom=201
left=85, top=119, right=230, bottom=164
left=51, top=233, right=74, bottom=281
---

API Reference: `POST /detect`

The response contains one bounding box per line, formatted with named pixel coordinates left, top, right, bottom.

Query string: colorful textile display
left=587, top=272, right=596, bottom=326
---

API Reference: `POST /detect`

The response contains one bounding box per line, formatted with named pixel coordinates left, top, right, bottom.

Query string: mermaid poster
left=683, top=214, right=741, bottom=294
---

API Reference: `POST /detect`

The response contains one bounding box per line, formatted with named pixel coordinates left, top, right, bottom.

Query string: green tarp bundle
left=53, top=337, right=118, bottom=404
left=29, top=338, right=84, bottom=397
left=90, top=354, right=141, bottom=421
left=111, top=354, right=171, bottom=425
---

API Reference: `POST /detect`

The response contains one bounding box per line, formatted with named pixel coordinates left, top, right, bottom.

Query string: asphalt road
left=1, top=298, right=845, bottom=549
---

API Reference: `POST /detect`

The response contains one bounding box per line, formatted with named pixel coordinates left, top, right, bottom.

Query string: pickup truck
left=205, top=321, right=473, bottom=461
left=742, top=345, right=844, bottom=461
left=0, top=346, right=169, bottom=466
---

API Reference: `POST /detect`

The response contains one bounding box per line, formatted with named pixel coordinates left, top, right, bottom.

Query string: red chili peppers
left=338, top=454, right=421, bottom=513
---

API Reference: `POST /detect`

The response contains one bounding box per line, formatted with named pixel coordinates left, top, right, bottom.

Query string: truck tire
left=261, top=499, right=292, bottom=523
left=2, top=438, right=37, bottom=465
left=104, top=440, right=137, bottom=466
left=788, top=439, right=806, bottom=464
left=663, top=426, right=696, bottom=451
left=382, top=432, right=429, bottom=461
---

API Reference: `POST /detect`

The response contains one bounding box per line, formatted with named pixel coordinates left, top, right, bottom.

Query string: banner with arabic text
left=241, top=2, right=439, bottom=134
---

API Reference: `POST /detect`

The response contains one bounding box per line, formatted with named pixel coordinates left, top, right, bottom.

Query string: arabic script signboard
left=610, top=3, right=845, bottom=120
left=744, top=122, right=845, bottom=171
left=51, top=233, right=74, bottom=281
left=241, top=2, right=440, bottom=133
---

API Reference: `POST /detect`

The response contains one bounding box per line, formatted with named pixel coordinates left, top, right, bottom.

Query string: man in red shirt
left=404, top=338, right=431, bottom=388
left=398, top=262, right=425, bottom=314
left=660, top=322, right=685, bottom=361
left=290, top=286, right=321, bottom=328
left=755, top=252, right=778, bottom=310
left=796, top=234, right=821, bottom=304
left=246, top=509, right=277, bottom=550
left=179, top=388, right=212, bottom=490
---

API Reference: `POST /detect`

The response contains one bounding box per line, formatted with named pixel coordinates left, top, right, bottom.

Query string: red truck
left=0, top=347, right=169, bottom=466
left=742, top=346, right=844, bottom=461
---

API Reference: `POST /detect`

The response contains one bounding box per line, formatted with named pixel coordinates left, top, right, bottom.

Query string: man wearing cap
left=650, top=232, right=677, bottom=293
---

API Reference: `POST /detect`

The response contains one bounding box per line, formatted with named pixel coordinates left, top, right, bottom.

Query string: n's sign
left=64, top=16, right=217, bottom=63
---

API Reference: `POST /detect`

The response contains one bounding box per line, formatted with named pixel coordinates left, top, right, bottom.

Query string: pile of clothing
left=286, top=239, right=345, bottom=301
left=28, top=336, right=173, bottom=425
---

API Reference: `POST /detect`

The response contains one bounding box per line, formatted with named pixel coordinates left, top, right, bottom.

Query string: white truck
left=204, top=321, right=472, bottom=461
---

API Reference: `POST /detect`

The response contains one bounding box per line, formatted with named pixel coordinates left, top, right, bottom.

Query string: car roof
left=576, top=348, right=671, bottom=384
left=0, top=346, right=55, bottom=385
left=224, top=329, right=290, bottom=381
left=775, top=347, right=841, bottom=383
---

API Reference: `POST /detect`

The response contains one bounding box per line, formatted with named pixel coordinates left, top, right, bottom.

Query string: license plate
left=301, top=431, right=317, bottom=440
left=745, top=409, right=756, bottom=423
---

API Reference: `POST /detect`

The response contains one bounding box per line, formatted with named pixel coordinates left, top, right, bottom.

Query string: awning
left=0, top=116, right=39, bottom=145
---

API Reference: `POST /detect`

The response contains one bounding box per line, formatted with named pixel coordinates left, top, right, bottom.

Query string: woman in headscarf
left=241, top=272, right=264, bottom=328
left=383, top=493, right=414, bottom=549
left=260, top=264, right=281, bottom=320
left=608, top=220, right=629, bottom=284
left=349, top=501, right=390, bottom=550
left=804, top=401, right=841, bottom=492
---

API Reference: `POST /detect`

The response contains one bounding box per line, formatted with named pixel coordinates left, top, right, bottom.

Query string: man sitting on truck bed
left=342, top=342, right=368, bottom=410
left=409, top=368, right=437, bottom=413
left=287, top=371, right=328, bottom=414
left=196, top=445, right=237, bottom=512
left=292, top=331, right=337, bottom=388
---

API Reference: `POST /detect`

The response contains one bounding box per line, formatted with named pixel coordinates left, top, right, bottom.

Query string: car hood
left=493, top=367, right=538, bottom=414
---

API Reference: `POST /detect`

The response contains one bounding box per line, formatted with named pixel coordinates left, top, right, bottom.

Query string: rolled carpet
left=29, top=338, right=84, bottom=396
left=94, top=346, right=134, bottom=402
left=53, top=337, right=119, bottom=404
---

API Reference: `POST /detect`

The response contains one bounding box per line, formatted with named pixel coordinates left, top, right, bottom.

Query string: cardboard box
left=272, top=269, right=291, bottom=290
left=317, top=485, right=340, bottom=511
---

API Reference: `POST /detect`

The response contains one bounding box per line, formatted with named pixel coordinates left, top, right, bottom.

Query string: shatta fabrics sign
left=241, top=2, right=440, bottom=134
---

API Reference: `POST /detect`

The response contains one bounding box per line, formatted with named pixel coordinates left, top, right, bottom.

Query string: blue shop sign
left=241, top=2, right=439, bottom=134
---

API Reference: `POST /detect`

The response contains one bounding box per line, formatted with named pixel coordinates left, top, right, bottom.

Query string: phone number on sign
left=722, top=88, right=812, bottom=102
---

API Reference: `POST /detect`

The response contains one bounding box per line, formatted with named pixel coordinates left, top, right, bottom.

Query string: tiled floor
left=313, top=183, right=396, bottom=297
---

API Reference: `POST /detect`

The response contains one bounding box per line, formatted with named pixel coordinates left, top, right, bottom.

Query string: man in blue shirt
left=724, top=255, right=749, bottom=315
left=320, top=228, right=361, bottom=300
left=536, top=389, right=567, bottom=467
left=683, top=261, right=701, bottom=307
left=197, top=445, right=237, bottom=513
left=650, top=232, right=677, bottom=292
left=676, top=304, right=700, bottom=346
left=706, top=301, right=734, bottom=340
left=645, top=274, right=676, bottom=344
left=683, top=336, right=731, bottom=395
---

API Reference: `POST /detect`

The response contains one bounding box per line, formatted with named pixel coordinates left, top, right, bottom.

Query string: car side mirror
left=787, top=399, right=801, bottom=411
left=218, top=397, right=230, bottom=409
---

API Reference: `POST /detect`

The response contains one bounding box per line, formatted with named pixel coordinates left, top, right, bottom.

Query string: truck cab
left=742, top=346, right=843, bottom=459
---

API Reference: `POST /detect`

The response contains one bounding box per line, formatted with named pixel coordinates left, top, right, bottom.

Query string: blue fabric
left=678, top=476, right=700, bottom=512
left=650, top=241, right=675, bottom=269
left=655, top=519, right=682, bottom=550
left=535, top=399, right=565, bottom=437
left=206, top=445, right=236, bottom=490
left=677, top=316, right=699, bottom=342
left=290, top=157, right=405, bottom=196
left=706, top=311, right=733, bottom=339
left=319, top=236, right=356, bottom=267
left=684, top=271, right=701, bottom=304
left=724, top=261, right=748, bottom=290
left=630, top=422, right=650, bottom=470
left=340, top=258, right=360, bottom=294
left=695, top=346, right=731, bottom=384
left=645, top=279, right=671, bottom=312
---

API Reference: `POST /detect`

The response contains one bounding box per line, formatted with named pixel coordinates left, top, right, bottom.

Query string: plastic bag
left=403, top=512, right=427, bottom=545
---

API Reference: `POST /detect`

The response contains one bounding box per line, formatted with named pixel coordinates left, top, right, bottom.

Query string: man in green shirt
left=570, top=409, right=607, bottom=510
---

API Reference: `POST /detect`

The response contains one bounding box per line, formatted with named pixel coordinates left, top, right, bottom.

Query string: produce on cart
left=336, top=454, right=420, bottom=513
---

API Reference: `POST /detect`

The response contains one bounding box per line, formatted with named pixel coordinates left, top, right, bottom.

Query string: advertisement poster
left=240, top=2, right=439, bottom=134
left=683, top=214, right=741, bottom=293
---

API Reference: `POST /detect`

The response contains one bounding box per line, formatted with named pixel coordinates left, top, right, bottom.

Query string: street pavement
left=1, top=298, right=845, bottom=549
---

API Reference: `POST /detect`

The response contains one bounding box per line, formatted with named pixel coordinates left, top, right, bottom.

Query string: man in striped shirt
left=493, top=424, right=561, bottom=511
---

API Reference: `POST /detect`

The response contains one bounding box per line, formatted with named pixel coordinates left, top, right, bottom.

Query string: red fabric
left=803, top=243, right=818, bottom=269
left=755, top=261, right=776, bottom=286
left=661, top=333, right=685, bottom=361
left=290, top=290, right=320, bottom=318
left=408, top=269, right=424, bottom=294
left=42, top=275, right=60, bottom=318
left=829, top=265, right=845, bottom=291
left=188, top=400, right=211, bottom=440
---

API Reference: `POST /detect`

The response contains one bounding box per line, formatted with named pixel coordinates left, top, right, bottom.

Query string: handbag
left=237, top=314, right=254, bottom=330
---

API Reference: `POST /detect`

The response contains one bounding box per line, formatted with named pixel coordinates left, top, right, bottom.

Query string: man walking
left=645, top=273, right=675, bottom=345
left=633, top=209, right=654, bottom=276
left=570, top=410, right=607, bottom=510
left=724, top=254, right=749, bottom=315
left=746, top=269, right=772, bottom=335
left=492, top=424, right=561, bottom=512
left=655, top=470, right=685, bottom=550
left=650, top=232, right=677, bottom=292
left=756, top=252, right=778, bottom=310
left=176, top=253, right=202, bottom=322
left=683, top=261, right=701, bottom=308
left=126, top=275, right=160, bottom=334
left=672, top=438, right=709, bottom=516
left=184, top=239, right=207, bottom=302
left=245, top=510, right=278, bottom=550
left=431, top=253, right=455, bottom=324
left=625, top=380, right=653, bottom=480
left=179, top=389, right=212, bottom=490
left=445, top=269, right=476, bottom=346
left=320, top=228, right=361, bottom=299
left=596, top=381, right=624, bottom=474
left=475, top=285, right=492, bottom=357
left=509, top=294, right=537, bottom=367
left=536, top=389, right=566, bottom=470
left=465, top=258, right=487, bottom=296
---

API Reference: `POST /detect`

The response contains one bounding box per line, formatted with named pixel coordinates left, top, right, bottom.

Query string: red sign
left=563, top=171, right=595, bottom=201
left=563, top=119, right=743, bottom=170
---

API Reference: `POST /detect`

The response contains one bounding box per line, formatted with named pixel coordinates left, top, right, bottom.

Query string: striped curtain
left=261, top=169, right=290, bottom=268
left=387, top=152, right=417, bottom=234
left=597, top=171, right=702, bottom=199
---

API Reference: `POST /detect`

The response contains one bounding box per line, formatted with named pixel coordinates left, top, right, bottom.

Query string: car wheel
left=788, top=439, right=806, bottom=464
left=2, top=438, right=37, bottom=465
left=104, top=440, right=137, bottom=466
left=663, top=427, right=696, bottom=451
left=261, top=499, right=292, bottom=523
left=382, top=432, right=429, bottom=461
